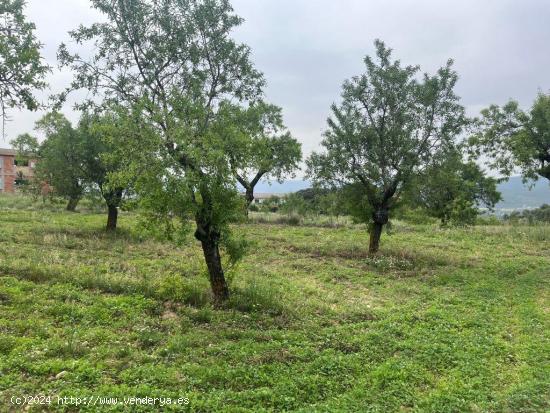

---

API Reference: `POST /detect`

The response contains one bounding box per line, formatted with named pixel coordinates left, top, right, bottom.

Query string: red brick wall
left=0, top=155, right=16, bottom=193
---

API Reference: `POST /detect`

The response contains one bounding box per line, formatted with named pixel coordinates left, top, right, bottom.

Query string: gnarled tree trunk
left=66, top=196, right=80, bottom=212
left=369, top=207, right=389, bottom=254
left=194, top=218, right=230, bottom=303
left=106, top=204, right=118, bottom=231
left=244, top=188, right=254, bottom=217
left=103, top=188, right=123, bottom=231
left=236, top=172, right=264, bottom=218
left=200, top=236, right=229, bottom=302
left=369, top=222, right=384, bottom=254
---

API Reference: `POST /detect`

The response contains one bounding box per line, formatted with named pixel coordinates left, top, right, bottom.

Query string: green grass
left=249, top=211, right=355, bottom=228
left=0, top=198, right=549, bottom=412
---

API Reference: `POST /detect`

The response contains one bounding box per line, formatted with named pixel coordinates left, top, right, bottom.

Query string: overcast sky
left=4, top=0, right=550, bottom=162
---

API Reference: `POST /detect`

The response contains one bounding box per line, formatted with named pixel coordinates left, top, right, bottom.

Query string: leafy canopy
left=0, top=0, right=49, bottom=131
left=307, top=40, right=466, bottom=225
left=34, top=108, right=136, bottom=218
left=220, top=101, right=302, bottom=195
left=34, top=113, right=85, bottom=202
left=59, top=0, right=272, bottom=299
left=470, top=93, right=550, bottom=183
left=58, top=0, right=266, bottom=231
left=410, top=148, right=502, bottom=226
left=10, top=132, right=39, bottom=156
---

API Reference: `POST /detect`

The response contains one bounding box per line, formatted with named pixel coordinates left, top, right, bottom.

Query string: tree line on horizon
left=1, top=0, right=549, bottom=302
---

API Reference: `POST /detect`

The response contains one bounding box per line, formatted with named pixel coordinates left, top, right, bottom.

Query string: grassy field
left=0, top=196, right=549, bottom=412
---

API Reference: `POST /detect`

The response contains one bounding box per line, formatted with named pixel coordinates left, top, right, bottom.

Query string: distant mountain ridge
left=494, top=176, right=549, bottom=210
left=251, top=180, right=311, bottom=194
left=251, top=176, right=549, bottom=210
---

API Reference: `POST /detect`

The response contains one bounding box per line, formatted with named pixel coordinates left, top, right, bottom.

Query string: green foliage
left=307, top=40, right=466, bottom=251
left=280, top=192, right=310, bottom=217
left=220, top=230, right=248, bottom=268
left=58, top=0, right=275, bottom=299
left=475, top=214, right=501, bottom=226
left=393, top=207, right=436, bottom=225
left=0, top=192, right=105, bottom=212
left=504, top=204, right=550, bottom=224
left=227, top=278, right=286, bottom=315
left=221, top=101, right=302, bottom=206
left=471, top=92, right=550, bottom=183
left=249, top=195, right=283, bottom=213
left=9, top=132, right=39, bottom=189
left=281, top=187, right=350, bottom=218
left=78, top=107, right=140, bottom=216
left=34, top=112, right=85, bottom=203
left=0, top=0, right=49, bottom=131
left=31, top=109, right=134, bottom=225
left=156, top=274, right=210, bottom=307
left=9, top=132, right=39, bottom=156
left=410, top=149, right=502, bottom=226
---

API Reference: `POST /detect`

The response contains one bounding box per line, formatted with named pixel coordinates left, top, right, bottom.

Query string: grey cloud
left=4, top=0, right=550, bottom=163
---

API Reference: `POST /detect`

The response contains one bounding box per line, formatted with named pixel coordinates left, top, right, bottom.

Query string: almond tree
left=34, top=110, right=131, bottom=226
left=34, top=112, right=85, bottom=211
left=470, top=93, right=550, bottom=184
left=307, top=40, right=466, bottom=253
left=411, top=148, right=501, bottom=226
left=58, top=0, right=268, bottom=302
left=77, top=109, right=135, bottom=231
left=221, top=102, right=301, bottom=212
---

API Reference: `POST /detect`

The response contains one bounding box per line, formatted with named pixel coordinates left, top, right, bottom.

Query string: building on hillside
left=249, top=193, right=284, bottom=204
left=0, top=148, right=38, bottom=193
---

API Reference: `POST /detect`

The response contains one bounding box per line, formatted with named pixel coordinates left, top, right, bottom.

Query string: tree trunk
left=66, top=197, right=79, bottom=212
left=103, top=188, right=123, bottom=231
left=245, top=189, right=254, bottom=217
left=369, top=222, right=384, bottom=254
left=106, top=204, right=118, bottom=231
left=200, top=236, right=230, bottom=303
left=194, top=184, right=230, bottom=303
left=539, top=167, right=550, bottom=182
left=369, top=207, right=389, bottom=254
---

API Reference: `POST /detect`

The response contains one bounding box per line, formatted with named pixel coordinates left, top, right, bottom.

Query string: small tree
left=0, top=0, right=49, bottom=134
left=78, top=110, right=133, bottom=231
left=470, top=93, right=550, bottom=184
left=411, top=149, right=501, bottom=226
left=35, top=110, right=133, bottom=227
left=58, top=0, right=268, bottom=302
left=10, top=132, right=39, bottom=155
left=222, top=102, right=301, bottom=212
left=318, top=190, right=348, bottom=225
left=307, top=40, right=465, bottom=253
left=34, top=113, right=85, bottom=211
left=279, top=192, right=309, bottom=219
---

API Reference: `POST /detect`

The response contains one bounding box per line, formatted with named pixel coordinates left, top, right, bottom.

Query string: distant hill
left=241, top=180, right=312, bottom=194
left=495, top=176, right=549, bottom=211
left=251, top=176, right=549, bottom=211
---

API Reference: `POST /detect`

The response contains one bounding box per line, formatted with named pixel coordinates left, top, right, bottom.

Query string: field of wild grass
left=0, top=194, right=549, bottom=412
